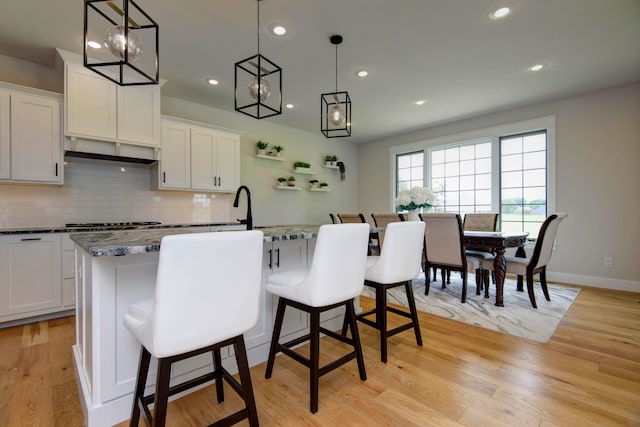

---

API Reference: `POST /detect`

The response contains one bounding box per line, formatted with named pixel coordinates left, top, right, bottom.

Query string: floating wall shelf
left=309, top=187, right=331, bottom=192
left=293, top=168, right=317, bottom=175
left=256, top=154, right=287, bottom=162
left=322, top=165, right=340, bottom=170
left=275, top=185, right=302, bottom=191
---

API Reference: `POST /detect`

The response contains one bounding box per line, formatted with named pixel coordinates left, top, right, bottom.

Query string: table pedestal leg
left=493, top=248, right=507, bottom=307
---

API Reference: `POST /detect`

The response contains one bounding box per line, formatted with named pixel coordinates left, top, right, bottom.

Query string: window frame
left=389, top=115, right=556, bottom=230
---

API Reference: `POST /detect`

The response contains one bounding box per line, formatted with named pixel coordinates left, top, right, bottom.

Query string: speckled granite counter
left=70, top=225, right=324, bottom=257
left=0, top=222, right=239, bottom=235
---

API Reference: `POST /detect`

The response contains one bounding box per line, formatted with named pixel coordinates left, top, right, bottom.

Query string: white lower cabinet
left=0, top=234, right=62, bottom=320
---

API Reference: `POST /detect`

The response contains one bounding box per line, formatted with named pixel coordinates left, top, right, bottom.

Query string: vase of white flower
left=395, top=187, right=437, bottom=220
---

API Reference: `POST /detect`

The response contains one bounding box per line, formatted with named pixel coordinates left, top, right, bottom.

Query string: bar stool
left=264, top=223, right=370, bottom=413
left=350, top=221, right=425, bottom=363
left=123, top=231, right=264, bottom=427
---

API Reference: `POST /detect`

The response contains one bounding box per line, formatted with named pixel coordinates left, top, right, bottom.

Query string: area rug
left=360, top=273, right=580, bottom=343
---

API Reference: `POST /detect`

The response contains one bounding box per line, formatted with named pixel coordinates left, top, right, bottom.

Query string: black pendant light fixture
left=235, top=0, right=282, bottom=119
left=321, top=35, right=351, bottom=138
left=84, top=0, right=159, bottom=86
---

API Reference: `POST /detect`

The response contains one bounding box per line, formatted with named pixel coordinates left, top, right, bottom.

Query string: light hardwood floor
left=1, top=285, right=639, bottom=426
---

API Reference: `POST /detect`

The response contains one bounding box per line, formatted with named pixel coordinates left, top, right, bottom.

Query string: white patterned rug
left=361, top=273, right=580, bottom=343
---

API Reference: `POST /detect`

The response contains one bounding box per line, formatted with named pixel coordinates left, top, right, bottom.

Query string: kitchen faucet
left=233, top=185, right=253, bottom=230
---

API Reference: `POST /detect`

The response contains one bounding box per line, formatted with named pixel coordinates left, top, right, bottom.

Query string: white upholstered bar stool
left=351, top=221, right=426, bottom=363
left=264, top=223, right=370, bottom=414
left=123, top=231, right=264, bottom=427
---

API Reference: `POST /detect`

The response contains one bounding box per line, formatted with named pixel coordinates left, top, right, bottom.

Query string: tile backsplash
left=0, top=157, right=233, bottom=228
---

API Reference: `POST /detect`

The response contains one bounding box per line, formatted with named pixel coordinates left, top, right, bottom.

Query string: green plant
left=256, top=140, right=269, bottom=149
left=330, top=155, right=338, bottom=161
left=309, top=179, right=319, bottom=184
left=325, top=155, right=332, bottom=161
left=319, top=182, right=328, bottom=187
left=273, top=145, right=284, bottom=152
left=287, top=176, right=296, bottom=181
left=294, top=161, right=311, bottom=168
left=277, top=177, right=287, bottom=182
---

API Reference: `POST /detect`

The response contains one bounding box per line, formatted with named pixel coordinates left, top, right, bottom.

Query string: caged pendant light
left=235, top=0, right=282, bottom=119
left=321, top=35, right=351, bottom=138
left=84, top=0, right=159, bottom=86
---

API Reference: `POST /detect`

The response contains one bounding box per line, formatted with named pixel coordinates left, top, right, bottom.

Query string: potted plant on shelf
left=330, top=155, right=338, bottom=166
left=309, top=179, right=319, bottom=188
left=256, top=140, right=269, bottom=155
left=325, top=155, right=333, bottom=167
left=272, top=145, right=284, bottom=157
left=287, top=176, right=296, bottom=187
left=294, top=161, right=311, bottom=172
left=277, top=177, right=287, bottom=187
left=319, top=182, right=329, bottom=189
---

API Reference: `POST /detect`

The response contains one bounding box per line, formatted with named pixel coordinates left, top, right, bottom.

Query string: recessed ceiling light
left=529, top=64, right=545, bottom=71
left=285, top=103, right=294, bottom=109
left=415, top=100, right=427, bottom=106
left=355, top=69, right=369, bottom=78
left=87, top=41, right=101, bottom=49
left=489, top=5, right=513, bottom=20
left=206, top=78, right=219, bottom=86
left=269, top=24, right=287, bottom=36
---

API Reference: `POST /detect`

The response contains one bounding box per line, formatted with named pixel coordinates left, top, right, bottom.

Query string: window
left=391, top=116, right=555, bottom=236
left=396, top=150, right=424, bottom=194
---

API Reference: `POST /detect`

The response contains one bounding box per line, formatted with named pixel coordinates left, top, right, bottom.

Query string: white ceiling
left=1, top=0, right=639, bottom=143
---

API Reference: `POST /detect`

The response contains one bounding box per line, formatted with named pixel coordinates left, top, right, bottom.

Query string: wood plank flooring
left=0, top=285, right=639, bottom=426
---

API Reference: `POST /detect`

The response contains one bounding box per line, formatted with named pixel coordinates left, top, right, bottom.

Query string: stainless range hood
left=64, top=136, right=159, bottom=165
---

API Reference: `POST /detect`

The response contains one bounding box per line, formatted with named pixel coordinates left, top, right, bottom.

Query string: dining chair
left=463, top=213, right=499, bottom=293
left=265, top=223, right=370, bottom=413
left=329, top=213, right=338, bottom=224
left=370, top=212, right=404, bottom=250
left=481, top=213, right=568, bottom=308
left=336, top=212, right=367, bottom=223
left=420, top=213, right=482, bottom=303
left=123, top=231, right=263, bottom=427
left=352, top=221, right=425, bottom=363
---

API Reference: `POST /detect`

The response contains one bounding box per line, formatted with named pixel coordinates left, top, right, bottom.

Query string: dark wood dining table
left=463, top=231, right=529, bottom=307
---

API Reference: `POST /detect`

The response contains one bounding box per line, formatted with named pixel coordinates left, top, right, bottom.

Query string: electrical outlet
left=604, top=257, right=613, bottom=268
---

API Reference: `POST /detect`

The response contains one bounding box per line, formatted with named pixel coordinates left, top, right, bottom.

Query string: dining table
left=463, top=231, right=529, bottom=307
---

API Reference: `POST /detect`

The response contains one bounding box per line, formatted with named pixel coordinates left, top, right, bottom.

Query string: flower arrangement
left=395, top=187, right=437, bottom=211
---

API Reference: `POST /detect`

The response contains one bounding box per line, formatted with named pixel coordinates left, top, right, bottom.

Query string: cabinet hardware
left=275, top=248, right=281, bottom=268
left=268, top=249, right=273, bottom=269
left=55, top=163, right=59, bottom=177
left=163, top=172, right=166, bottom=183
left=21, top=237, right=42, bottom=241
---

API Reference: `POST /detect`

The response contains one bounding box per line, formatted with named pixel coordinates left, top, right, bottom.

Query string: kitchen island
left=70, top=225, right=343, bottom=427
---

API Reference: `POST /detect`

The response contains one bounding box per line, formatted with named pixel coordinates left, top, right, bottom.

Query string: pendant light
left=84, top=0, right=159, bottom=85
left=321, top=35, right=351, bottom=138
left=235, top=0, right=282, bottom=119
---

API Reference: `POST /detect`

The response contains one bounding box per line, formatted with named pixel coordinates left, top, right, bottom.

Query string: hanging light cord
left=257, top=0, right=261, bottom=55
left=334, top=43, right=338, bottom=92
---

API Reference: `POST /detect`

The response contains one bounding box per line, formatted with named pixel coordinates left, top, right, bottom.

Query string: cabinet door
left=158, top=121, right=191, bottom=189
left=117, top=85, right=161, bottom=146
left=270, top=240, right=309, bottom=337
left=0, top=90, right=9, bottom=180
left=215, top=132, right=240, bottom=191
left=190, top=127, right=217, bottom=190
left=10, top=93, right=62, bottom=183
left=0, top=234, right=62, bottom=318
left=65, top=64, right=118, bottom=140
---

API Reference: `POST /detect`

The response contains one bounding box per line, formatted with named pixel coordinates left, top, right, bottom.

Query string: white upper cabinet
left=0, top=86, right=63, bottom=184
left=64, top=62, right=161, bottom=147
left=0, top=90, right=9, bottom=180
left=153, top=117, right=240, bottom=193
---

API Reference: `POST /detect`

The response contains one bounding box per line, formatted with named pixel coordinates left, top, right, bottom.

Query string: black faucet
left=233, top=185, right=253, bottom=230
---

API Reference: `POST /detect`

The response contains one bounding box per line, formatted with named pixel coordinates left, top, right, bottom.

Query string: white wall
left=358, top=81, right=640, bottom=292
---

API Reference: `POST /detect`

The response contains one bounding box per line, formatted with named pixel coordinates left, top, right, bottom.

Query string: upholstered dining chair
left=265, top=223, right=370, bottom=413
left=463, top=213, right=499, bottom=293
left=329, top=213, right=338, bottom=224
left=420, top=213, right=482, bottom=303
left=336, top=212, right=367, bottom=223
left=352, top=221, right=425, bottom=363
left=123, top=231, right=263, bottom=427
left=481, top=213, right=568, bottom=308
left=371, top=212, right=404, bottom=250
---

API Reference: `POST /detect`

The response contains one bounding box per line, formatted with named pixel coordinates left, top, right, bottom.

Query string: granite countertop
left=69, top=225, right=325, bottom=257
left=0, top=222, right=240, bottom=235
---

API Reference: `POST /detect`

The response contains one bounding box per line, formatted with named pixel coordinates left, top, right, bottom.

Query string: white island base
left=72, top=230, right=345, bottom=427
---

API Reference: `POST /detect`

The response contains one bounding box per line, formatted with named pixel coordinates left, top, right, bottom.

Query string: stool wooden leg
left=153, top=358, right=172, bottom=427
left=309, top=309, right=320, bottom=414
left=404, top=281, right=423, bottom=347
left=376, top=285, right=389, bottom=363
left=265, top=298, right=286, bottom=379
left=213, top=348, right=224, bottom=403
left=234, top=335, right=260, bottom=426
left=130, top=347, right=151, bottom=427
left=346, top=300, right=367, bottom=380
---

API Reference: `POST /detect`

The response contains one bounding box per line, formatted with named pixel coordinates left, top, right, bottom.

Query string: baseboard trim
left=547, top=272, right=639, bottom=293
